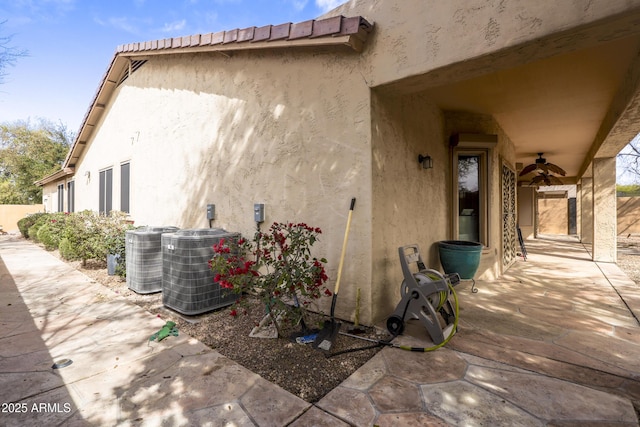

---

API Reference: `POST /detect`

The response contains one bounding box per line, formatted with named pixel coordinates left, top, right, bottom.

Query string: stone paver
left=2, top=234, right=640, bottom=426
left=317, top=236, right=640, bottom=426
left=0, top=238, right=321, bottom=426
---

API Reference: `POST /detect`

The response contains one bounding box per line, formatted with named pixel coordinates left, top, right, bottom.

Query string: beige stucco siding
left=75, top=50, right=374, bottom=322
left=370, top=91, right=449, bottom=322
left=330, top=0, right=640, bottom=90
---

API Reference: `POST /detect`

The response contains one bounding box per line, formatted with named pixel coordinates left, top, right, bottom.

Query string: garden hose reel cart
left=387, top=245, right=460, bottom=345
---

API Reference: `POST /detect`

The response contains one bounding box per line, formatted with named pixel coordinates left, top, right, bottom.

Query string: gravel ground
left=616, top=235, right=640, bottom=283
left=10, top=234, right=640, bottom=403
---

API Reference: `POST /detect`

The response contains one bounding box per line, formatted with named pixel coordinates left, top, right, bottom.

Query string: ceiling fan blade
left=519, top=164, right=537, bottom=176
left=546, top=163, right=566, bottom=176
left=548, top=175, right=564, bottom=185
left=531, top=175, right=545, bottom=183
left=539, top=163, right=549, bottom=174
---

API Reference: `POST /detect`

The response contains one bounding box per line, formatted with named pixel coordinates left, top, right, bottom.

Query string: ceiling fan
left=529, top=172, right=564, bottom=186
left=519, top=153, right=566, bottom=177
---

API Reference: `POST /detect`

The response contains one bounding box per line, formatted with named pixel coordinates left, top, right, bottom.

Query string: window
left=121, top=162, right=130, bottom=214
left=57, top=184, right=64, bottom=212
left=450, top=133, right=497, bottom=246
left=67, top=181, right=75, bottom=213
left=99, top=168, right=113, bottom=215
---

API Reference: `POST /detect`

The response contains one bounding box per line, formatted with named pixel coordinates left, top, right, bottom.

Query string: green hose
left=331, top=281, right=460, bottom=357
left=394, top=281, right=459, bottom=352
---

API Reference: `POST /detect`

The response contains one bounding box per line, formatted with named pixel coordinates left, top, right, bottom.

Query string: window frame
left=120, top=162, right=130, bottom=214
left=57, top=184, right=64, bottom=213
left=99, top=168, right=113, bottom=215
left=67, top=180, right=75, bottom=213
left=450, top=134, right=497, bottom=247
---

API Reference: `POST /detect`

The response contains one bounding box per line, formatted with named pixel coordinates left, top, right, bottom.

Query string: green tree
left=0, top=119, right=72, bottom=204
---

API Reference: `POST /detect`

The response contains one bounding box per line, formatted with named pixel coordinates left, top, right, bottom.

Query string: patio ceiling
left=376, top=12, right=640, bottom=185
left=424, top=35, right=640, bottom=183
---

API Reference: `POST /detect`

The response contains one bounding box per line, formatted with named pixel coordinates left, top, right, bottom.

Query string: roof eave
left=122, top=34, right=364, bottom=58
left=34, top=167, right=75, bottom=187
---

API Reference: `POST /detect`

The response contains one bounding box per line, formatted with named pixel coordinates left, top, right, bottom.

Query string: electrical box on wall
left=206, top=204, right=215, bottom=220
left=254, top=203, right=265, bottom=223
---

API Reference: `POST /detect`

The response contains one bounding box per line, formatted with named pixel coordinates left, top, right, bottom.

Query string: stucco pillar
left=580, top=178, right=593, bottom=245
left=592, top=158, right=617, bottom=262
left=575, top=183, right=582, bottom=238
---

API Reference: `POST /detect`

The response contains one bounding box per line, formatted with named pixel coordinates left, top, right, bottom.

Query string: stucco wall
left=530, top=194, right=640, bottom=237
left=368, top=100, right=517, bottom=322
left=538, top=198, right=569, bottom=235
left=617, top=197, right=640, bottom=235
left=41, top=179, right=74, bottom=213
left=370, top=91, right=448, bottom=323
left=74, top=49, right=374, bottom=323
left=328, top=0, right=640, bottom=90
left=0, top=205, right=44, bottom=233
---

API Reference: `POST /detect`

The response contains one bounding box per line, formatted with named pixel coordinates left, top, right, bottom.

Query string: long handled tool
left=313, top=197, right=356, bottom=353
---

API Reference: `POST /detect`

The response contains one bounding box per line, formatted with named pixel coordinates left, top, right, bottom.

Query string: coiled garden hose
left=329, top=281, right=459, bottom=357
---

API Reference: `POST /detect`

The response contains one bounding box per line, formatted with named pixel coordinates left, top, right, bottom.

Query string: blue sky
left=0, top=0, right=343, bottom=133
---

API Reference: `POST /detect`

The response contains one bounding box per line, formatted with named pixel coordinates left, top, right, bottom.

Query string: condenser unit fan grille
left=162, top=228, right=240, bottom=315
left=126, top=226, right=179, bottom=294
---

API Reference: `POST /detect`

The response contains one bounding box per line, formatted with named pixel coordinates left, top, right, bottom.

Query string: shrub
left=59, top=210, right=133, bottom=274
left=99, top=211, right=134, bottom=277
left=60, top=211, right=104, bottom=266
left=28, top=213, right=53, bottom=243
left=209, top=222, right=330, bottom=333
left=58, top=237, right=76, bottom=260
left=36, top=213, right=68, bottom=251
left=18, top=212, right=48, bottom=239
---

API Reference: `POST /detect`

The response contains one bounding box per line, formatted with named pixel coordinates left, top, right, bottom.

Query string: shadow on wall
left=123, top=49, right=370, bottom=322
left=617, top=197, right=640, bottom=235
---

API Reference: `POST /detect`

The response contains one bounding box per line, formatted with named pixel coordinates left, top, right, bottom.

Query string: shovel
left=313, top=197, right=356, bottom=353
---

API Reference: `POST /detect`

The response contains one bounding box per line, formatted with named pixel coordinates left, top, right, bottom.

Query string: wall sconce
left=84, top=171, right=90, bottom=183
left=418, top=154, right=433, bottom=169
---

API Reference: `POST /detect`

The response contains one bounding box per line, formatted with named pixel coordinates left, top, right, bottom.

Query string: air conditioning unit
left=125, top=226, right=179, bottom=294
left=162, top=228, right=240, bottom=315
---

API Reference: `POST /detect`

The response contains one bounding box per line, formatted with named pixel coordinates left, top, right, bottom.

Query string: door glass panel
left=458, top=155, right=480, bottom=242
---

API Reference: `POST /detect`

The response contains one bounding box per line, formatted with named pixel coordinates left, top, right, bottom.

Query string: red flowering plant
left=209, top=222, right=330, bottom=334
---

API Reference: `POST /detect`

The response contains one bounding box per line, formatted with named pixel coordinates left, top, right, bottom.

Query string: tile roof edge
left=116, top=15, right=373, bottom=54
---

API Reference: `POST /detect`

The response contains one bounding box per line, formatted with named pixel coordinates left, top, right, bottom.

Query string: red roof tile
left=117, top=15, right=373, bottom=53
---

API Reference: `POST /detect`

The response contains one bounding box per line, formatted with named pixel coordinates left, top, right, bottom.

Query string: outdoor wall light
left=418, top=154, right=433, bottom=169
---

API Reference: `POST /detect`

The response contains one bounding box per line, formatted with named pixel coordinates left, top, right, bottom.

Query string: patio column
left=580, top=178, right=593, bottom=245
left=592, top=157, right=617, bottom=262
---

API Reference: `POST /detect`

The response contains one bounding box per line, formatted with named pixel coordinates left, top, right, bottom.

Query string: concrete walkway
left=1, top=235, right=640, bottom=426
